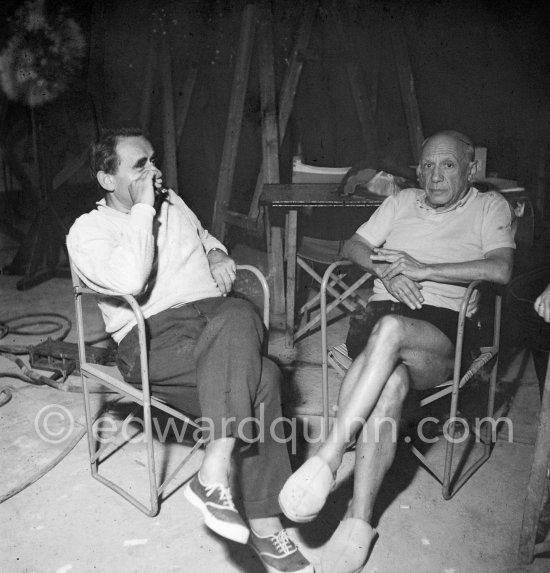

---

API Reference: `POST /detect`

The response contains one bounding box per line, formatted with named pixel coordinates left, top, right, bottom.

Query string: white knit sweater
left=67, top=190, right=226, bottom=343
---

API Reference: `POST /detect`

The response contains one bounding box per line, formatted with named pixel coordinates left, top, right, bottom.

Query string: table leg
left=519, top=354, right=550, bottom=563
left=264, top=207, right=285, bottom=316
left=285, top=209, right=298, bottom=347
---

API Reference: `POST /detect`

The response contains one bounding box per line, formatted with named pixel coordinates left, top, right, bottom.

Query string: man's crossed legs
left=117, top=297, right=313, bottom=573
left=279, top=312, right=456, bottom=573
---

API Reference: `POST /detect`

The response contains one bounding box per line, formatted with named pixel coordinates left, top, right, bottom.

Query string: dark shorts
left=345, top=300, right=480, bottom=362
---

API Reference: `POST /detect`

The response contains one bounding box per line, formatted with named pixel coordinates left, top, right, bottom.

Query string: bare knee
left=358, top=314, right=407, bottom=357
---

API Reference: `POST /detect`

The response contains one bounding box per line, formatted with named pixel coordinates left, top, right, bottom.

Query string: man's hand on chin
left=208, top=249, right=236, bottom=295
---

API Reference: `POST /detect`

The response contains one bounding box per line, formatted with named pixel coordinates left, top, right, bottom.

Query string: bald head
left=421, top=130, right=475, bottom=163
left=417, top=130, right=478, bottom=210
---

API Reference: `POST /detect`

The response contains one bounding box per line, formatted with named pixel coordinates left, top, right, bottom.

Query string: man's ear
left=416, top=164, right=422, bottom=183
left=467, top=160, right=479, bottom=181
left=96, top=170, right=115, bottom=192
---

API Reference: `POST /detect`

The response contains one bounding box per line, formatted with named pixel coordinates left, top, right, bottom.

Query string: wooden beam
left=52, top=149, right=88, bottom=191
left=211, top=4, right=258, bottom=239
left=224, top=210, right=263, bottom=233
left=278, top=2, right=318, bottom=144
left=390, top=20, right=424, bottom=162
left=176, top=68, right=198, bottom=145
left=160, top=34, right=179, bottom=191
left=518, top=356, right=550, bottom=563
left=255, top=8, right=284, bottom=313
left=368, top=8, right=383, bottom=113
left=140, top=28, right=159, bottom=132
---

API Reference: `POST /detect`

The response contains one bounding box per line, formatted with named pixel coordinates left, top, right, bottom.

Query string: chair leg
left=441, top=355, right=499, bottom=499
left=81, top=376, right=201, bottom=517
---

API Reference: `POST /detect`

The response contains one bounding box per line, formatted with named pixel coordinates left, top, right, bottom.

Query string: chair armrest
left=70, top=260, right=151, bottom=397
left=453, top=279, right=503, bottom=386
left=235, top=264, right=270, bottom=329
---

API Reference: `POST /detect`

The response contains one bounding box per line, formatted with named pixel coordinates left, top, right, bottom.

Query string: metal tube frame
left=71, top=262, right=270, bottom=516
left=320, top=263, right=503, bottom=498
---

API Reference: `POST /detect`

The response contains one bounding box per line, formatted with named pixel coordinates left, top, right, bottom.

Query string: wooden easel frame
left=211, top=3, right=424, bottom=324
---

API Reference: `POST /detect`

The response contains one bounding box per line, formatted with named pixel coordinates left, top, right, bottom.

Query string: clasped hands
left=371, top=248, right=428, bottom=310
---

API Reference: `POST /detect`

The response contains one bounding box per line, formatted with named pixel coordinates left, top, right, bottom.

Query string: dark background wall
left=1, top=0, right=550, bottom=235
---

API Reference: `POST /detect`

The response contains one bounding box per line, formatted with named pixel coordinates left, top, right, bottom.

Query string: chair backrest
left=292, top=156, right=350, bottom=184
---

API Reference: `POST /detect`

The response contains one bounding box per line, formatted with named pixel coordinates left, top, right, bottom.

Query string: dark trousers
left=116, top=297, right=291, bottom=518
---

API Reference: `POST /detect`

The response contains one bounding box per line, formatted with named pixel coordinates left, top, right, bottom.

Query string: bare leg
left=347, top=364, right=409, bottom=522
left=199, top=437, right=236, bottom=485
left=317, top=314, right=454, bottom=473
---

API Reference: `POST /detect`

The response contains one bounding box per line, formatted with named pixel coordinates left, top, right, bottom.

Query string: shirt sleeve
left=481, top=191, right=516, bottom=253
left=354, top=194, right=399, bottom=247
left=179, top=200, right=228, bottom=255
left=67, top=203, right=156, bottom=295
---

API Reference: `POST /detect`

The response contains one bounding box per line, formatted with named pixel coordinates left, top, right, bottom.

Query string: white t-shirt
left=355, top=187, right=515, bottom=315
left=67, top=190, right=226, bottom=342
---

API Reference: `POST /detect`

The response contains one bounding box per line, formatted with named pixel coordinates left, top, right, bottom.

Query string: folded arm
left=343, top=234, right=425, bottom=310
left=373, top=246, right=514, bottom=285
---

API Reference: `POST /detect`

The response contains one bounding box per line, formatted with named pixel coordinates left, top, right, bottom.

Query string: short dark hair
left=89, top=127, right=145, bottom=178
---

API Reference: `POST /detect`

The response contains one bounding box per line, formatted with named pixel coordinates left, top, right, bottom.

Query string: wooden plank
left=390, top=20, right=424, bottom=162
left=50, top=150, right=86, bottom=191
left=247, top=2, right=317, bottom=220
left=278, top=2, right=318, bottom=143
left=248, top=9, right=279, bottom=222
left=160, top=34, right=179, bottom=191
left=258, top=12, right=279, bottom=188
left=224, top=210, right=263, bottom=233
left=140, top=28, right=159, bottom=132
left=368, top=9, right=384, bottom=113
left=285, top=209, right=298, bottom=347
left=211, top=4, right=258, bottom=239
left=176, top=68, right=198, bottom=145
left=519, top=355, right=550, bottom=564
left=269, top=2, right=316, bottom=317
left=331, top=5, right=379, bottom=160
left=536, top=142, right=549, bottom=220
left=346, top=62, right=379, bottom=160
left=256, top=9, right=285, bottom=315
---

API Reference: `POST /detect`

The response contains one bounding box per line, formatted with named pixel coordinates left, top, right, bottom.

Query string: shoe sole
left=278, top=491, right=318, bottom=523
left=249, top=543, right=315, bottom=573
left=184, top=482, right=250, bottom=544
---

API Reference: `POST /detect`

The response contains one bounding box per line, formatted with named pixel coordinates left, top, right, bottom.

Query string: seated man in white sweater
left=67, top=127, right=312, bottom=573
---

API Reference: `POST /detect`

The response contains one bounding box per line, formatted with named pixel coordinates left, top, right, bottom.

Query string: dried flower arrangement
left=0, top=0, right=86, bottom=108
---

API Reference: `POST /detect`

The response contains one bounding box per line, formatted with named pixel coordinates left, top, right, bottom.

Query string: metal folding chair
left=292, top=156, right=369, bottom=341
left=319, top=260, right=504, bottom=499
left=70, top=259, right=270, bottom=516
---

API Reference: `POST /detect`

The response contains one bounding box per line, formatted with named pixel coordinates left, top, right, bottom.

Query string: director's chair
left=70, top=260, right=270, bottom=516
left=292, top=156, right=370, bottom=341
left=319, top=260, right=504, bottom=499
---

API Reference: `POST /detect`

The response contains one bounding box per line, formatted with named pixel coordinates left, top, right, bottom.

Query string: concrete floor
left=1, top=238, right=549, bottom=573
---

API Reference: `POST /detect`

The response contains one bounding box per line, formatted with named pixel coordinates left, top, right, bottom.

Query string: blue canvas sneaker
left=184, top=473, right=249, bottom=544
left=250, top=528, right=314, bottom=572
